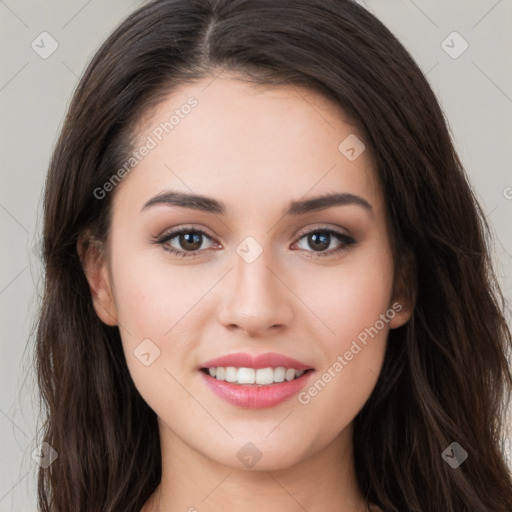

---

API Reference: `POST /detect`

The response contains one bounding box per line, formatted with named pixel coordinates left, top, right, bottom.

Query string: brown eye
left=154, top=228, right=217, bottom=257
left=294, top=228, right=355, bottom=258
left=175, top=231, right=203, bottom=251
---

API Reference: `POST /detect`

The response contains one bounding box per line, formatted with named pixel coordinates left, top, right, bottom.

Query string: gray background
left=1, top=0, right=511, bottom=509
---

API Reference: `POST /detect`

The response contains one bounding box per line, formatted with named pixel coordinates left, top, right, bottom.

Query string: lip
left=199, top=369, right=315, bottom=408
left=199, top=352, right=313, bottom=371
left=198, top=352, right=315, bottom=409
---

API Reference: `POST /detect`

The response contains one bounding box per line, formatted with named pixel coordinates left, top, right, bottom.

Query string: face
left=82, top=74, right=412, bottom=471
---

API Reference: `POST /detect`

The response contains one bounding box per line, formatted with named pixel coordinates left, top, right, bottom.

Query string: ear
left=388, top=247, right=416, bottom=329
left=77, top=231, right=118, bottom=326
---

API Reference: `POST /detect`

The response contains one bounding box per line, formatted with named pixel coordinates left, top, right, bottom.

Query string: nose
left=216, top=246, right=294, bottom=337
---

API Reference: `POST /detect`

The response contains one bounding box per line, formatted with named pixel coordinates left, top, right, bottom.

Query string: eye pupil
left=308, top=231, right=330, bottom=251
left=180, top=231, right=202, bottom=251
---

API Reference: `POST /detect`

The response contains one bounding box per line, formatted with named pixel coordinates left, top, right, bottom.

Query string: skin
left=81, top=73, right=412, bottom=512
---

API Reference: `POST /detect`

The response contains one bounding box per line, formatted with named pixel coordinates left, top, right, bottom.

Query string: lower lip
left=199, top=370, right=314, bottom=409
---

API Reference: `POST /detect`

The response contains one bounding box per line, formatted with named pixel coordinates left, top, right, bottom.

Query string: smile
left=201, top=366, right=307, bottom=385
left=197, top=352, right=315, bottom=408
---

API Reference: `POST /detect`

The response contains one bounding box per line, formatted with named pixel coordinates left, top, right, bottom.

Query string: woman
left=35, top=0, right=512, bottom=510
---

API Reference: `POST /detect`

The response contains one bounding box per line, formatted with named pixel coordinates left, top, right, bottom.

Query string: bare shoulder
left=369, top=504, right=384, bottom=512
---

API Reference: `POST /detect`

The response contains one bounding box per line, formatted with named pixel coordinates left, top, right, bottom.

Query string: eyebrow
left=141, top=190, right=373, bottom=217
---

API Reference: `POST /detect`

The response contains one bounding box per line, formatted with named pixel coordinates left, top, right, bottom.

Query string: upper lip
left=199, top=352, right=313, bottom=371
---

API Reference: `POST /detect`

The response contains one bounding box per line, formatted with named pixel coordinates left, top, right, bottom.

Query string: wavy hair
left=35, top=0, right=512, bottom=510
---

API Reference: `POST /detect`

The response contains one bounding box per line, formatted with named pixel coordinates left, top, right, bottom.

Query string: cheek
left=111, top=248, right=199, bottom=337
left=301, top=242, right=394, bottom=351
left=291, top=245, right=393, bottom=429
left=108, top=252, right=192, bottom=386
left=113, top=265, right=197, bottom=423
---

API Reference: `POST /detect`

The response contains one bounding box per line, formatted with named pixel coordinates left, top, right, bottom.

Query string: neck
left=144, top=420, right=369, bottom=512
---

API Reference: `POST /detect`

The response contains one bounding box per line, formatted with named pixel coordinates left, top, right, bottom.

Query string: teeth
left=206, top=366, right=306, bottom=385
left=255, top=367, right=273, bottom=385
left=274, top=367, right=286, bottom=383
left=225, top=366, right=237, bottom=382
left=238, top=367, right=256, bottom=384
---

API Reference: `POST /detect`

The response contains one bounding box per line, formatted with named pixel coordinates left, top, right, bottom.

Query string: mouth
left=199, top=366, right=315, bottom=386
left=197, top=352, right=315, bottom=408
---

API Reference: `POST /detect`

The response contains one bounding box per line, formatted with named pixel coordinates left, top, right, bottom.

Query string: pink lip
left=199, top=370, right=315, bottom=409
left=199, top=352, right=313, bottom=371
left=198, top=352, right=315, bottom=408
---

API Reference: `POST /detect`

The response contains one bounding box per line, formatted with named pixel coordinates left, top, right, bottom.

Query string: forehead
left=113, top=75, right=382, bottom=219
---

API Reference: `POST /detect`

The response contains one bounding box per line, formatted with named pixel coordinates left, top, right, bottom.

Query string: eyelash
left=151, top=225, right=356, bottom=259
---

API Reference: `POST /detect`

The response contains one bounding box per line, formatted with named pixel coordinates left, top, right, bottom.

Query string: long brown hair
left=35, top=0, right=512, bottom=510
